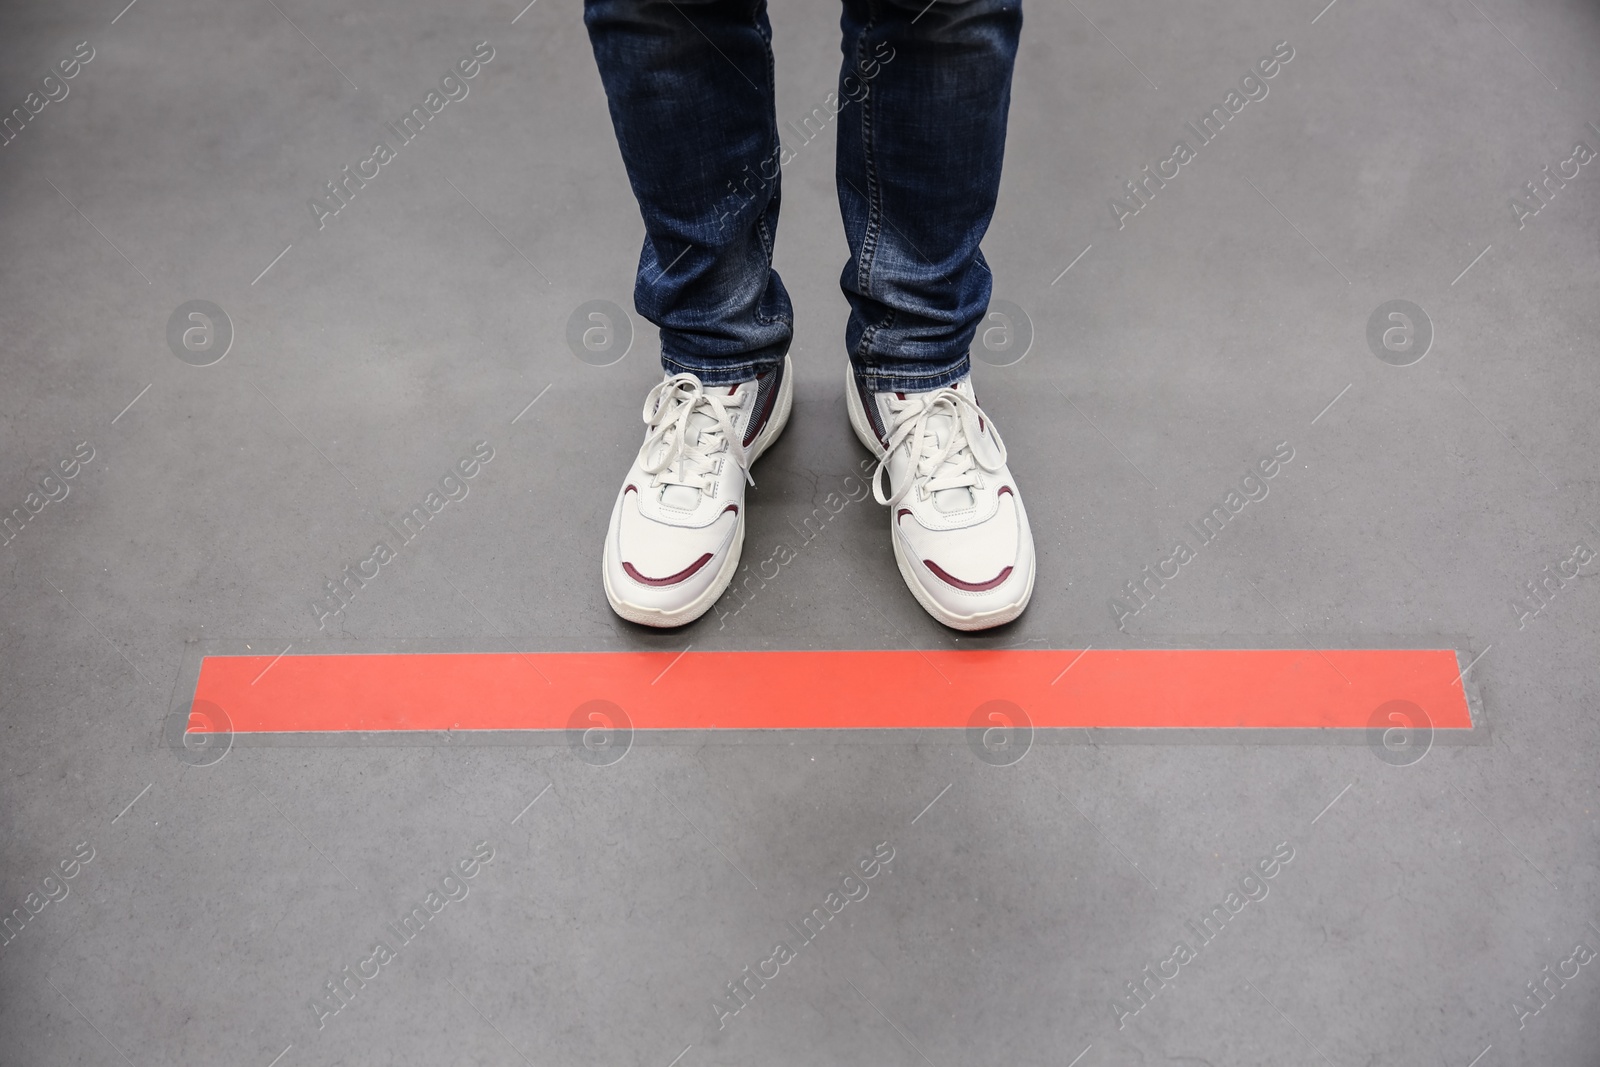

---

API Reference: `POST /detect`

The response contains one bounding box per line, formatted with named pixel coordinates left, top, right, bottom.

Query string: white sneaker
left=603, top=357, right=793, bottom=627
left=846, top=364, right=1035, bottom=630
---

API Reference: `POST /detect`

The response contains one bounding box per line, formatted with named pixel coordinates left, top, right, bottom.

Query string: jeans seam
left=857, top=2, right=883, bottom=314
left=864, top=365, right=962, bottom=380
left=755, top=202, right=777, bottom=325
left=856, top=358, right=972, bottom=391
left=851, top=0, right=890, bottom=367
left=663, top=354, right=772, bottom=381
left=751, top=2, right=781, bottom=328
left=857, top=306, right=896, bottom=367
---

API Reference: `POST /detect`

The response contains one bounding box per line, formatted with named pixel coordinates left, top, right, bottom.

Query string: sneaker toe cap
left=898, top=490, right=1034, bottom=618
left=606, top=490, right=740, bottom=611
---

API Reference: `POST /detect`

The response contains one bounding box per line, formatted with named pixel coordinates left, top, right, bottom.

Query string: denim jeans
left=583, top=0, right=1022, bottom=391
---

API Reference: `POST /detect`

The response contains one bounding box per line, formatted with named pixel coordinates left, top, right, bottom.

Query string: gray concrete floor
left=3, top=0, right=1599, bottom=1064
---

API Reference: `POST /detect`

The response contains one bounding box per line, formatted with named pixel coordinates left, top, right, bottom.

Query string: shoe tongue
left=654, top=395, right=733, bottom=510
left=920, top=405, right=974, bottom=513
left=660, top=483, right=701, bottom=509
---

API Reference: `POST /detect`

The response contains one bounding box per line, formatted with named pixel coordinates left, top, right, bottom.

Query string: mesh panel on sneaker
left=742, top=361, right=784, bottom=448
left=852, top=369, right=888, bottom=446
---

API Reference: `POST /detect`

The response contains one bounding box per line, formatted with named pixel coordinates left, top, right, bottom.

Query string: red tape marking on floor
left=188, top=648, right=1473, bottom=732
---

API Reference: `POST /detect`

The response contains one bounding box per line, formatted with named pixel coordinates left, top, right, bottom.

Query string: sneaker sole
left=844, top=362, right=1035, bottom=632
left=603, top=356, right=795, bottom=628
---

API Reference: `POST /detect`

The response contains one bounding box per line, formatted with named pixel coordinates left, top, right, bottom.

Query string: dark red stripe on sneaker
left=924, top=560, right=1014, bottom=592
left=621, top=553, right=714, bottom=587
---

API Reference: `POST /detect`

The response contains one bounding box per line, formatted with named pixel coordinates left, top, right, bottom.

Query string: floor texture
left=3, top=0, right=1599, bottom=1064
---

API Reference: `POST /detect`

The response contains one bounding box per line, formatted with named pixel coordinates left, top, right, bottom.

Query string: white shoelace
left=639, top=374, right=754, bottom=497
left=873, top=386, right=1007, bottom=509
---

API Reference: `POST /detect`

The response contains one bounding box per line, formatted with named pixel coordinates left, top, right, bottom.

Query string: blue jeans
left=583, top=0, right=1022, bottom=391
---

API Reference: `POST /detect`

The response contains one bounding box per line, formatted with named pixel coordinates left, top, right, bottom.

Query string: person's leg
left=836, top=0, right=1035, bottom=632
left=586, top=0, right=796, bottom=627
left=835, top=0, right=1022, bottom=392
left=584, top=0, right=792, bottom=385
